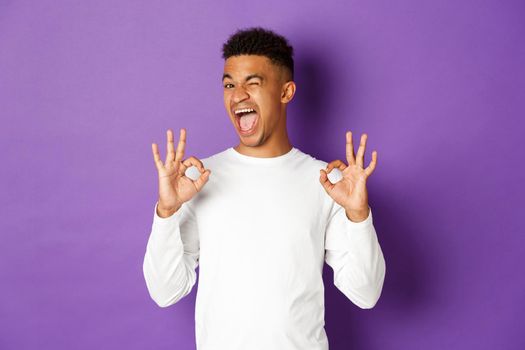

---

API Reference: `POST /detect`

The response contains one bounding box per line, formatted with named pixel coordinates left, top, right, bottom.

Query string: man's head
left=222, top=27, right=296, bottom=148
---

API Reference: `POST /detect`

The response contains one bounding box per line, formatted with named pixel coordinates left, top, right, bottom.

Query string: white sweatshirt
left=143, top=146, right=386, bottom=350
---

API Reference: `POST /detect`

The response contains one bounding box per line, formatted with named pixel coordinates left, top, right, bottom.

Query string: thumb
left=193, top=169, right=211, bottom=192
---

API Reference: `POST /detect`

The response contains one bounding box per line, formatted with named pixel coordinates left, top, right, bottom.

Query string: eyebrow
left=222, top=73, right=264, bottom=82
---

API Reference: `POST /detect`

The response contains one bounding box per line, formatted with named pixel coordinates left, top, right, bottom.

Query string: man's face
left=222, top=55, right=291, bottom=147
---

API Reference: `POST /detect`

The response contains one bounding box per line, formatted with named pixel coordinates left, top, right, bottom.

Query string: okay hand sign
left=151, top=128, right=211, bottom=216
left=319, top=131, right=377, bottom=221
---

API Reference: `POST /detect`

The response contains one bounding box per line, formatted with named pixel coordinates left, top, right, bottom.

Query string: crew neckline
left=227, top=146, right=299, bottom=164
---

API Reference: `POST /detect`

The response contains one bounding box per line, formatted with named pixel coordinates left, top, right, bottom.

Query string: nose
left=232, top=85, right=250, bottom=104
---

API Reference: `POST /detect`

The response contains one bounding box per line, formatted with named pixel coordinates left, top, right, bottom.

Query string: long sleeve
left=142, top=200, right=200, bottom=308
left=324, top=202, right=386, bottom=309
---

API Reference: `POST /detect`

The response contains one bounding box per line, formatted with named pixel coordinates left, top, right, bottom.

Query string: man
left=143, top=27, right=386, bottom=350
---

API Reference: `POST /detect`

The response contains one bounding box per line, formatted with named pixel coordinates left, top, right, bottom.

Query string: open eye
left=224, top=83, right=234, bottom=89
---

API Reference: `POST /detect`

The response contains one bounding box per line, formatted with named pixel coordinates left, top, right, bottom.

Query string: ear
left=280, top=81, right=296, bottom=103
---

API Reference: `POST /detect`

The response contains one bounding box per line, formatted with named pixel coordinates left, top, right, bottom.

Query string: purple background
left=1, top=1, right=524, bottom=349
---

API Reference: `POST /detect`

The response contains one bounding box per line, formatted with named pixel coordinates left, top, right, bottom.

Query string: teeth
left=234, top=108, right=255, bottom=115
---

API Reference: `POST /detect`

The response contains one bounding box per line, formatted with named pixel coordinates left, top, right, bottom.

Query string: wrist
left=157, top=200, right=182, bottom=218
left=344, top=206, right=369, bottom=223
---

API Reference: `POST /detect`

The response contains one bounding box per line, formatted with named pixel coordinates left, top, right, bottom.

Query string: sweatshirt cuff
left=344, top=206, right=373, bottom=231
left=153, top=201, right=184, bottom=226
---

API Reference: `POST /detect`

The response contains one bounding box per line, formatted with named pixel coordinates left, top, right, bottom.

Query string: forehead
left=223, top=55, right=279, bottom=78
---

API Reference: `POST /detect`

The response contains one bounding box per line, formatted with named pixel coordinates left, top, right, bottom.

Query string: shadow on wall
left=293, top=42, right=434, bottom=349
left=290, top=39, right=366, bottom=162
left=322, top=184, right=434, bottom=349
left=290, top=43, right=336, bottom=162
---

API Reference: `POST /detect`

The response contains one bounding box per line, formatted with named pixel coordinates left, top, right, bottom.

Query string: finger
left=326, top=160, right=347, bottom=173
left=346, top=131, right=355, bottom=165
left=193, top=169, right=211, bottom=192
left=177, top=158, right=188, bottom=175
left=174, top=128, right=186, bottom=164
left=183, top=156, right=205, bottom=172
left=364, top=150, right=377, bottom=177
left=151, top=143, right=164, bottom=170
left=319, top=169, right=335, bottom=194
left=165, top=129, right=175, bottom=164
left=178, top=156, right=205, bottom=176
left=356, top=133, right=367, bottom=168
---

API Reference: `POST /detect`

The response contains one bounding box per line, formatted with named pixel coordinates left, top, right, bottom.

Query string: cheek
left=258, top=91, right=277, bottom=109
left=263, top=94, right=281, bottom=113
left=223, top=94, right=231, bottom=109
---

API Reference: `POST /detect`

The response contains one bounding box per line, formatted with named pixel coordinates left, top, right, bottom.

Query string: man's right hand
left=151, top=128, right=211, bottom=218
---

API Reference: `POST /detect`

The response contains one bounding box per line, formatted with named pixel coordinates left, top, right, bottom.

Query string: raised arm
left=324, top=202, right=385, bottom=308
left=143, top=201, right=200, bottom=307
left=143, top=128, right=211, bottom=307
left=320, top=131, right=386, bottom=308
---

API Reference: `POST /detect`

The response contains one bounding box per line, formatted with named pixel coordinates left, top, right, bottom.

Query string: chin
left=239, top=133, right=265, bottom=147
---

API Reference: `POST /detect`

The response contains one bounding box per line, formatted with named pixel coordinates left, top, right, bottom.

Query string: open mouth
left=233, top=107, right=259, bottom=135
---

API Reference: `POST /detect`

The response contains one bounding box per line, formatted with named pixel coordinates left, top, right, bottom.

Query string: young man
left=143, top=27, right=386, bottom=350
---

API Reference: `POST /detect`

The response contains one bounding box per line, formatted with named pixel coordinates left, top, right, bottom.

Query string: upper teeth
left=234, top=108, right=255, bottom=115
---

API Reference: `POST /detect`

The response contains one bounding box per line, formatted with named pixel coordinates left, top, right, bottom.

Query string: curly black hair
left=222, top=27, right=294, bottom=81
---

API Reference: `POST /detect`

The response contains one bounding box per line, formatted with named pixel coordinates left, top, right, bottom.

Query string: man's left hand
left=319, top=131, right=377, bottom=223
